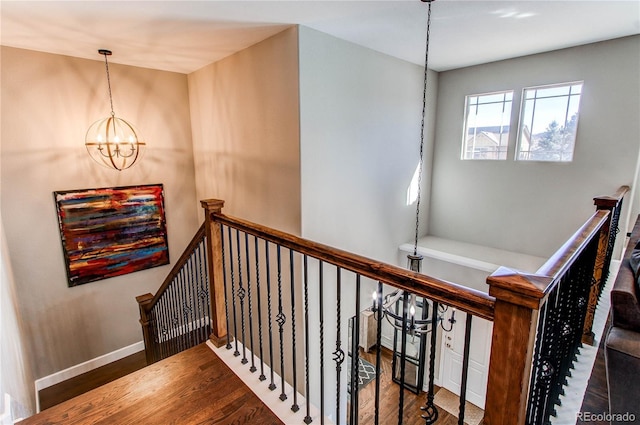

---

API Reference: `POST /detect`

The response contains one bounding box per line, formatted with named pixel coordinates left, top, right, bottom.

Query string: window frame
left=461, top=89, right=514, bottom=161
left=515, top=81, right=584, bottom=163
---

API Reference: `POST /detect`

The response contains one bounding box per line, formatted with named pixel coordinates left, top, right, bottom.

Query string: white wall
left=429, top=36, right=640, bottom=258
left=0, top=47, right=199, bottom=379
left=1, top=219, right=34, bottom=419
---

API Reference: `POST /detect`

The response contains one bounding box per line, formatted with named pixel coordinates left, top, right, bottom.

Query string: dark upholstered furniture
left=605, top=215, right=640, bottom=423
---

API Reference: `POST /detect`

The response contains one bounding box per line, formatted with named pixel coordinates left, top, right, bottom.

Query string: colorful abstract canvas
left=54, top=184, right=169, bottom=287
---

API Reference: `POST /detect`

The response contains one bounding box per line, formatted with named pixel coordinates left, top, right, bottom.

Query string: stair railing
left=137, top=185, right=627, bottom=424
left=136, top=222, right=212, bottom=365
left=484, top=185, right=628, bottom=425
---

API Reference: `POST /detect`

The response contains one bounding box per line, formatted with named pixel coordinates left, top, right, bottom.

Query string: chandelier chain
left=102, top=52, right=115, bottom=117
left=413, top=1, right=433, bottom=256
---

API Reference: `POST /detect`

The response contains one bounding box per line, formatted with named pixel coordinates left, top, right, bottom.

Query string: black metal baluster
left=303, top=255, right=312, bottom=424
left=276, top=245, right=287, bottom=401
left=236, top=229, right=248, bottom=365
left=319, top=260, right=325, bottom=425
left=170, top=283, right=181, bottom=355
left=349, top=275, right=361, bottom=425
left=266, top=240, right=277, bottom=391
left=197, top=242, right=209, bottom=342
left=228, top=227, right=240, bottom=357
left=457, top=314, right=473, bottom=425
left=182, top=264, right=193, bottom=348
left=398, top=291, right=409, bottom=425
left=333, top=268, right=344, bottom=425
left=219, top=225, right=232, bottom=350
left=255, top=235, right=266, bottom=381
left=421, top=300, right=439, bottom=424
left=188, top=248, right=200, bottom=345
left=290, top=249, right=299, bottom=412
left=189, top=252, right=200, bottom=344
left=160, top=294, right=169, bottom=359
left=374, top=281, right=383, bottom=425
left=245, top=233, right=256, bottom=373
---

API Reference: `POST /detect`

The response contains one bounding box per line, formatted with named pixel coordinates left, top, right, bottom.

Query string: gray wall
left=298, top=26, right=437, bottom=420
left=299, top=27, right=437, bottom=261
left=429, top=35, right=640, bottom=258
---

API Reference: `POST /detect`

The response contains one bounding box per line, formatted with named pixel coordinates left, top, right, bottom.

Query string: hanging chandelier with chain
left=85, top=49, right=146, bottom=171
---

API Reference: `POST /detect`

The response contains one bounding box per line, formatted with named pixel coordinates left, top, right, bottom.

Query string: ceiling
left=1, top=1, right=639, bottom=74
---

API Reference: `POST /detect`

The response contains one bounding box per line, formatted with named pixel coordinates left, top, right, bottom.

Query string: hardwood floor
left=356, top=348, right=476, bottom=425
left=30, top=340, right=610, bottom=425
left=22, top=344, right=283, bottom=425
left=38, top=350, right=148, bottom=411
left=576, top=331, right=610, bottom=425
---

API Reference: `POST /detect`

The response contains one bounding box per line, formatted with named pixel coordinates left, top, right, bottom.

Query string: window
left=516, top=82, right=583, bottom=162
left=462, top=91, right=513, bottom=160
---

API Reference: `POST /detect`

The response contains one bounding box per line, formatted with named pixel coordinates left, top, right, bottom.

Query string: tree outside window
left=517, top=82, right=583, bottom=162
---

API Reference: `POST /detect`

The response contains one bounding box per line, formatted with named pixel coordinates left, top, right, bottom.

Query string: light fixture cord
left=413, top=0, right=433, bottom=256
left=103, top=53, right=115, bottom=117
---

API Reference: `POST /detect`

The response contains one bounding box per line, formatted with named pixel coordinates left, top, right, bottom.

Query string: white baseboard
left=34, top=341, right=144, bottom=399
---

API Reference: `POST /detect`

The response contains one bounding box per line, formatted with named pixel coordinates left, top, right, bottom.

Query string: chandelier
left=85, top=49, right=145, bottom=171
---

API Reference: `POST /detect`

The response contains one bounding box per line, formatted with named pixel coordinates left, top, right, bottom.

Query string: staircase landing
left=20, top=343, right=283, bottom=425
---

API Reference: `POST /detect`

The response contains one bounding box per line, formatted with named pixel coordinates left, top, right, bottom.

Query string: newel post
left=483, top=268, right=550, bottom=425
left=201, top=199, right=228, bottom=348
left=136, top=293, right=154, bottom=365
left=582, top=188, right=628, bottom=343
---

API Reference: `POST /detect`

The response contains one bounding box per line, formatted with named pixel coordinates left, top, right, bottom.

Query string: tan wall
left=189, top=27, right=301, bottom=235
left=0, top=46, right=199, bottom=379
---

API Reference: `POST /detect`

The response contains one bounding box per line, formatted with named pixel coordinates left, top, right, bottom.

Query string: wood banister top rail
left=145, top=223, right=207, bottom=308
left=488, top=209, right=610, bottom=309
left=536, top=210, right=609, bottom=279
left=210, top=211, right=496, bottom=321
left=593, top=185, right=630, bottom=208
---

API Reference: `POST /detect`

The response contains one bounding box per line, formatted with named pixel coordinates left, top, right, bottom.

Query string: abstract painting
left=54, top=184, right=169, bottom=287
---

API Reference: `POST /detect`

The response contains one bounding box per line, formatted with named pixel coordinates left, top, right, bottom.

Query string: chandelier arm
left=412, top=0, right=433, bottom=256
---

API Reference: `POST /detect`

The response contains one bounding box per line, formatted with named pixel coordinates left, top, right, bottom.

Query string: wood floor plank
left=21, top=344, right=283, bottom=425
left=38, top=351, right=148, bottom=411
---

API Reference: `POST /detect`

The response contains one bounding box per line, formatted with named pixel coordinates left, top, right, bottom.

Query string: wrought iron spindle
left=319, top=260, right=325, bottom=425
left=333, top=267, right=344, bottom=425
left=421, top=300, right=439, bottom=424
left=266, top=240, right=277, bottom=391
left=228, top=227, right=240, bottom=357
left=236, top=229, right=248, bottom=365
left=198, top=241, right=211, bottom=342
left=349, top=275, right=361, bottom=425
left=374, top=282, right=383, bottom=425
left=220, top=224, right=232, bottom=350
left=303, top=255, right=312, bottom=424
left=457, top=314, right=473, bottom=425
left=186, top=255, right=198, bottom=345
left=276, top=245, right=287, bottom=401
left=245, top=233, right=256, bottom=373
left=290, top=249, right=299, bottom=412
left=254, top=235, right=266, bottom=381
left=398, top=291, right=409, bottom=425
left=169, top=284, right=180, bottom=354
left=183, top=266, right=192, bottom=346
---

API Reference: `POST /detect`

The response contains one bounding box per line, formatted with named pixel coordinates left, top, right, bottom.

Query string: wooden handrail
left=593, top=185, right=630, bottom=209
left=144, top=222, right=207, bottom=309
left=210, top=210, right=496, bottom=321
left=484, top=185, right=629, bottom=425
left=535, top=209, right=610, bottom=281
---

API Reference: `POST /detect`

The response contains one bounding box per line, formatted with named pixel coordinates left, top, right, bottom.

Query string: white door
left=439, top=312, right=493, bottom=409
